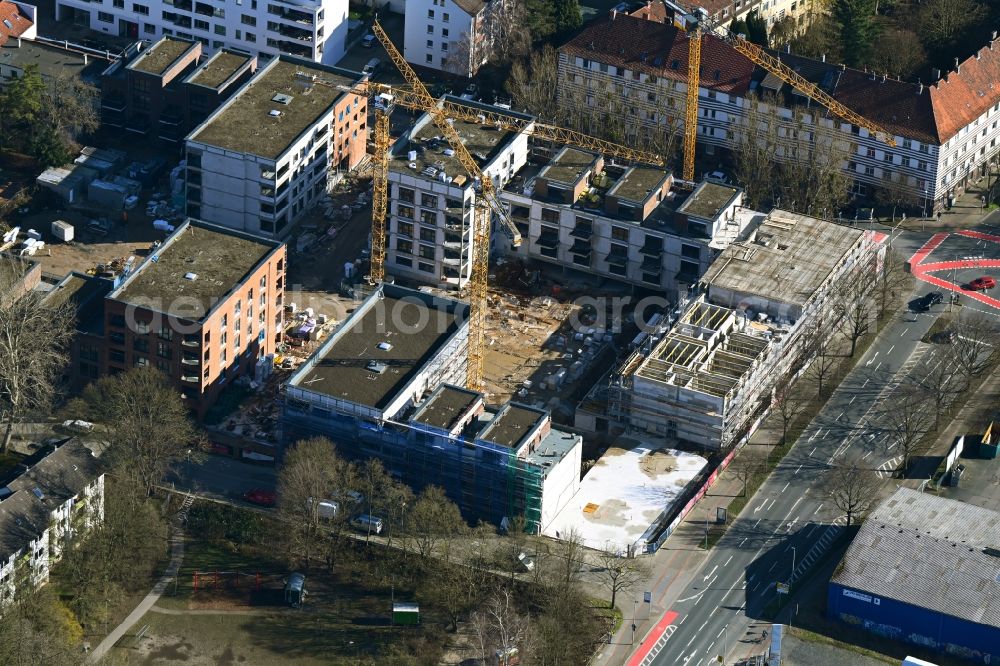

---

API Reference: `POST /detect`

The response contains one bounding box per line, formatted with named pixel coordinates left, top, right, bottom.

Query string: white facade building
left=386, top=100, right=531, bottom=289
left=500, top=146, right=750, bottom=300
left=558, top=12, right=1000, bottom=208
left=185, top=56, right=366, bottom=238
left=55, top=0, right=347, bottom=64
left=403, top=0, right=506, bottom=77
left=0, top=440, right=104, bottom=606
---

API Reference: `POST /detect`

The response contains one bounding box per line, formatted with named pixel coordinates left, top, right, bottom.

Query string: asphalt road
left=646, top=239, right=946, bottom=666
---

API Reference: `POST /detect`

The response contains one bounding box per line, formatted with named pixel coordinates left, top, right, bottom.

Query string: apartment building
left=0, top=440, right=104, bottom=606
left=185, top=57, right=366, bottom=237
left=101, top=36, right=258, bottom=142
left=500, top=146, right=749, bottom=299
left=558, top=12, right=1000, bottom=208
left=283, top=283, right=583, bottom=531
left=102, top=219, right=286, bottom=418
left=55, top=0, right=347, bottom=63
left=404, top=0, right=509, bottom=77
left=386, top=98, right=530, bottom=289
left=578, top=209, right=884, bottom=449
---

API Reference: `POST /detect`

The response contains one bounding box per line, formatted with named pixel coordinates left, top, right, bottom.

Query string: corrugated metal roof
left=832, top=488, right=1000, bottom=629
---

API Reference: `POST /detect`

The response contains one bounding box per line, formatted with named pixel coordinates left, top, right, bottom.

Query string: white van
left=362, top=58, right=380, bottom=77
left=307, top=497, right=339, bottom=520
left=351, top=514, right=383, bottom=534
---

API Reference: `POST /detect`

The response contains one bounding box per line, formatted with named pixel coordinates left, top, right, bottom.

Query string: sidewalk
left=895, top=176, right=998, bottom=232
left=87, top=528, right=185, bottom=663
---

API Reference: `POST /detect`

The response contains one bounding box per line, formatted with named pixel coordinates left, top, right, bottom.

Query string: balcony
left=181, top=337, right=200, bottom=347
left=639, top=243, right=663, bottom=257
left=102, top=95, right=126, bottom=112
left=181, top=374, right=200, bottom=384
left=181, top=355, right=199, bottom=366
left=268, top=3, right=314, bottom=25
left=271, top=38, right=313, bottom=58
left=276, top=23, right=313, bottom=41
left=173, top=0, right=192, bottom=10
left=569, top=239, right=592, bottom=256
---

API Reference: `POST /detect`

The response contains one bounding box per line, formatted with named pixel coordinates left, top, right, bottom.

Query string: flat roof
left=607, top=166, right=669, bottom=204
left=542, top=441, right=708, bottom=551
left=128, top=36, right=197, bottom=76
left=392, top=101, right=520, bottom=181
left=0, top=40, right=103, bottom=83
left=111, top=220, right=280, bottom=322
left=479, top=403, right=546, bottom=449
left=190, top=59, right=359, bottom=160
left=288, top=285, right=468, bottom=410
left=701, top=209, right=864, bottom=308
left=524, top=428, right=580, bottom=479
left=412, top=384, right=482, bottom=430
left=538, top=147, right=596, bottom=187
left=187, top=49, right=253, bottom=89
left=833, top=488, right=1000, bottom=630
left=677, top=180, right=741, bottom=220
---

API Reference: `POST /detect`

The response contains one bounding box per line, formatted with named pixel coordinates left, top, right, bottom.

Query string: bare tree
left=553, top=526, right=588, bottom=588
left=883, top=386, right=935, bottom=475
left=916, top=0, right=987, bottom=52
left=911, top=348, right=960, bottom=431
left=832, top=267, right=874, bottom=357
left=469, top=586, right=535, bottom=665
left=875, top=173, right=921, bottom=221
left=276, top=437, right=355, bottom=571
left=873, top=243, right=913, bottom=321
left=359, top=458, right=412, bottom=548
left=826, top=463, right=881, bottom=526
left=405, top=484, right=467, bottom=560
left=950, top=314, right=998, bottom=388
left=483, top=0, right=531, bottom=67
left=773, top=384, right=807, bottom=445
left=596, top=544, right=649, bottom=610
left=0, top=257, right=75, bottom=452
left=801, top=321, right=840, bottom=398
left=731, top=445, right=768, bottom=497
left=84, top=367, right=195, bottom=494
left=506, top=45, right=560, bottom=118
left=870, top=28, right=927, bottom=78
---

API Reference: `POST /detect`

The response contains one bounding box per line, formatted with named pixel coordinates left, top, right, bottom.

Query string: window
left=427, top=39, right=434, bottom=48
left=866, top=147, right=876, bottom=158
left=399, top=187, right=415, bottom=203
left=397, top=204, right=414, bottom=219
left=418, top=261, right=434, bottom=273
left=421, top=193, right=437, bottom=208
left=443, top=12, right=449, bottom=21
left=134, top=338, right=150, bottom=354
left=214, top=24, right=226, bottom=35
left=397, top=221, right=414, bottom=237
left=242, top=14, right=255, bottom=25
left=426, top=24, right=433, bottom=34
left=883, top=152, right=894, bottom=163
left=420, top=209, right=437, bottom=225
left=133, top=3, right=149, bottom=14
left=157, top=341, right=172, bottom=359
left=681, top=244, right=700, bottom=260
left=420, top=228, right=436, bottom=242
left=397, top=239, right=413, bottom=255
left=158, top=326, right=173, bottom=341
left=395, top=256, right=413, bottom=268
left=194, top=18, right=209, bottom=30
left=427, top=9, right=434, bottom=18
left=611, top=225, right=629, bottom=242
left=109, top=331, right=125, bottom=346
left=864, top=165, right=875, bottom=176
left=245, top=32, right=256, bottom=42
left=113, top=0, right=123, bottom=6
left=134, top=356, right=149, bottom=368
left=419, top=244, right=435, bottom=259
left=541, top=208, right=559, bottom=224
left=442, top=28, right=448, bottom=37
left=98, top=11, right=113, bottom=22
left=426, top=54, right=433, bottom=63
left=918, top=161, right=928, bottom=171
left=144, top=23, right=155, bottom=34
left=110, top=349, right=125, bottom=364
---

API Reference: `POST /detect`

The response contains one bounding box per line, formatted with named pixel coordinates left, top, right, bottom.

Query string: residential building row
left=402, top=0, right=510, bottom=77
left=384, top=98, right=751, bottom=300
left=45, top=219, right=287, bottom=419
left=577, top=209, right=885, bottom=450
left=557, top=10, right=1000, bottom=207
left=0, top=440, right=104, bottom=606
left=282, top=283, right=583, bottom=532
left=55, top=0, right=348, bottom=64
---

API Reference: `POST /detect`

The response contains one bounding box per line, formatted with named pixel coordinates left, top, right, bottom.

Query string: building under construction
left=282, top=284, right=582, bottom=531
left=578, top=209, right=885, bottom=450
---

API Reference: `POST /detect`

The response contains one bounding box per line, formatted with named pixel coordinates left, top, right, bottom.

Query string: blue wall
left=827, top=583, right=1000, bottom=663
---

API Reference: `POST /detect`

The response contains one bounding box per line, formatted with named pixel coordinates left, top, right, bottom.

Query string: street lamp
left=790, top=546, right=797, bottom=585
left=632, top=599, right=638, bottom=645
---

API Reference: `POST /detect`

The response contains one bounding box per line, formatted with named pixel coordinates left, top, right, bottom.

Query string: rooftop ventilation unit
left=184, top=272, right=198, bottom=280
left=366, top=361, right=388, bottom=375
left=272, top=93, right=293, bottom=105
left=269, top=109, right=283, bottom=118
left=376, top=341, right=393, bottom=351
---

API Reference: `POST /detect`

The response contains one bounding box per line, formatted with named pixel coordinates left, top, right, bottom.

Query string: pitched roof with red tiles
left=0, top=1, right=32, bottom=48
left=929, top=39, right=1000, bottom=144
left=772, top=52, right=939, bottom=145
left=560, top=13, right=756, bottom=96
left=627, top=0, right=671, bottom=22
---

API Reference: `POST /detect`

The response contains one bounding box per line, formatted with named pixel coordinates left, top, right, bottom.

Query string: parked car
left=362, top=58, right=381, bottom=77
left=243, top=488, right=276, bottom=507
left=362, top=33, right=376, bottom=48
left=351, top=514, right=384, bottom=535
left=60, top=419, right=95, bottom=434
left=968, top=276, right=996, bottom=290
left=707, top=170, right=727, bottom=182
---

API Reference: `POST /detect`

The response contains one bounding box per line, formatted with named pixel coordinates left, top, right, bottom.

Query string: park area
left=115, top=540, right=447, bottom=665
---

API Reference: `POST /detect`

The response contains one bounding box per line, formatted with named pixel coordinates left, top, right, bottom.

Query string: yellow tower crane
left=678, top=8, right=897, bottom=182
left=358, top=20, right=672, bottom=392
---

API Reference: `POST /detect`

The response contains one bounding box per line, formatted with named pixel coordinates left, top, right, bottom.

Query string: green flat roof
left=412, top=385, right=481, bottom=430
left=111, top=220, right=280, bottom=322
left=607, top=166, right=669, bottom=203
left=129, top=37, right=197, bottom=76
left=190, top=59, right=358, bottom=160
left=538, top=147, right=597, bottom=186
left=677, top=181, right=741, bottom=220
left=479, top=404, right=545, bottom=449
left=188, top=50, right=253, bottom=90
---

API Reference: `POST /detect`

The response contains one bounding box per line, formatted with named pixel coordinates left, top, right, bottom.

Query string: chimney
left=976, top=51, right=982, bottom=60
left=786, top=44, right=791, bottom=53
left=917, top=79, right=923, bottom=95
left=821, top=53, right=826, bottom=62
left=993, top=30, right=998, bottom=41
left=611, top=8, right=617, bottom=20
left=932, top=68, right=941, bottom=81
left=955, top=57, right=961, bottom=74
left=83, top=53, right=88, bottom=65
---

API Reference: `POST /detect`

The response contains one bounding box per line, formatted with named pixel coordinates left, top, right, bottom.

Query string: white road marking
left=862, top=378, right=869, bottom=387
left=887, top=344, right=895, bottom=354
left=768, top=561, right=777, bottom=573
left=862, top=450, right=873, bottom=460
left=725, top=555, right=734, bottom=566
left=781, top=482, right=790, bottom=493
left=809, top=446, right=817, bottom=456
left=717, top=627, right=725, bottom=638
left=849, top=396, right=856, bottom=404
left=875, top=361, right=882, bottom=371
left=739, top=538, right=747, bottom=547
left=703, top=565, right=718, bottom=582
left=795, top=465, right=802, bottom=475
left=807, top=430, right=818, bottom=442
left=813, top=502, right=824, bottom=515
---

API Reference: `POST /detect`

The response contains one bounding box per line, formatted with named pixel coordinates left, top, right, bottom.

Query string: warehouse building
left=282, top=283, right=582, bottom=531
left=829, top=488, right=1000, bottom=663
